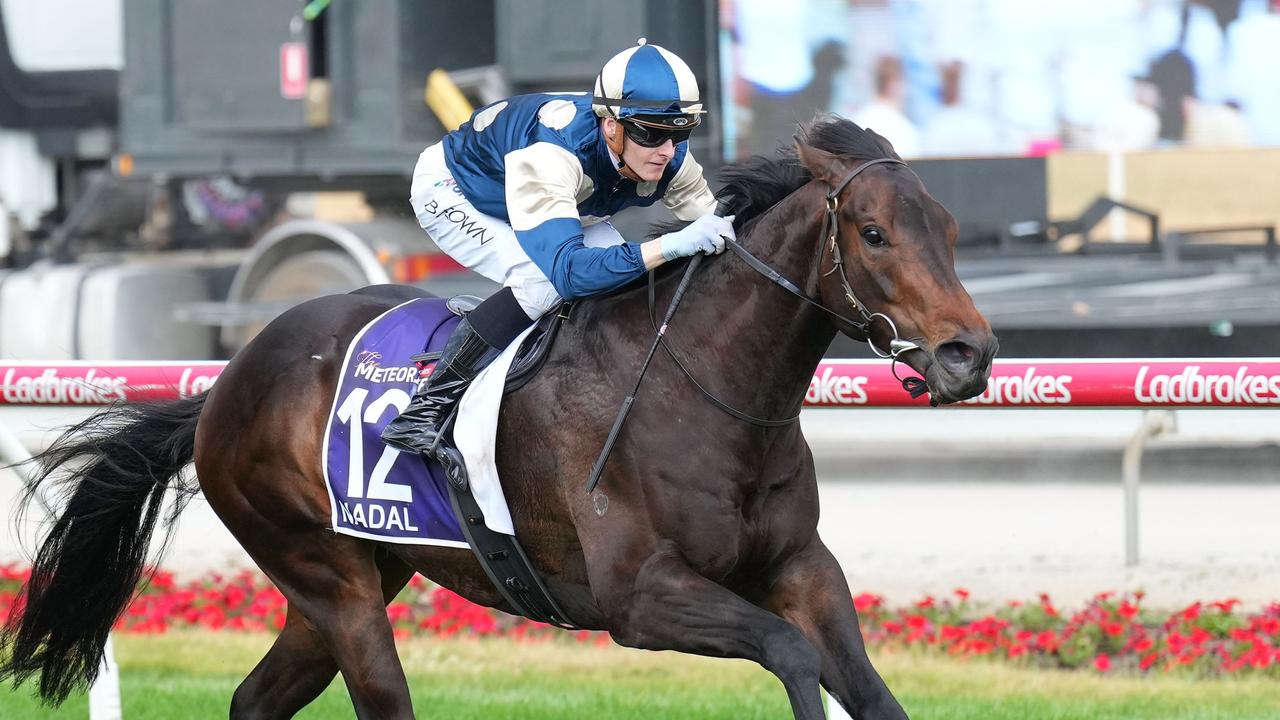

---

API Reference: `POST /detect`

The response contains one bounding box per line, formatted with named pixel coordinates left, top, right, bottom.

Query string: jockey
left=382, top=40, right=735, bottom=455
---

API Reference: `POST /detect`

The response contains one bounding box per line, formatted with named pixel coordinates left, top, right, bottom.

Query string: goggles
left=620, top=115, right=700, bottom=147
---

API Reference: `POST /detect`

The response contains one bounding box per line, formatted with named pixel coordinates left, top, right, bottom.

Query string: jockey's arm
left=505, top=143, right=688, bottom=299
left=660, top=150, right=718, bottom=222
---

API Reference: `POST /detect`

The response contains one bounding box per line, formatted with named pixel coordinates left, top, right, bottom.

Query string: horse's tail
left=1, top=394, right=205, bottom=705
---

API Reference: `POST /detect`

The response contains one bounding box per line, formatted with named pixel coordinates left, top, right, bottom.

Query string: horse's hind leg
left=229, top=606, right=336, bottom=720
left=225, top=530, right=414, bottom=712
left=229, top=550, right=415, bottom=720
left=763, top=539, right=908, bottom=720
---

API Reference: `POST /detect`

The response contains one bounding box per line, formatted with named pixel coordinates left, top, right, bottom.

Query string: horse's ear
left=863, top=128, right=903, bottom=161
left=794, top=140, right=844, bottom=186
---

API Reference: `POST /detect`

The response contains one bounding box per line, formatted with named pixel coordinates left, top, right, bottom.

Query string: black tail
left=1, top=394, right=205, bottom=704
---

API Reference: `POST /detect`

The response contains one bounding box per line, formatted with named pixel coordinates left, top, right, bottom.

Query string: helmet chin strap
left=605, top=119, right=645, bottom=182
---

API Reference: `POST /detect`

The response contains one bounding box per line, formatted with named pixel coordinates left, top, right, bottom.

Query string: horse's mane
left=720, top=116, right=896, bottom=226
left=655, top=115, right=896, bottom=237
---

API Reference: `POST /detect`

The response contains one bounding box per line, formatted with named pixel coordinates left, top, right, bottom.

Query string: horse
left=2, top=117, right=997, bottom=719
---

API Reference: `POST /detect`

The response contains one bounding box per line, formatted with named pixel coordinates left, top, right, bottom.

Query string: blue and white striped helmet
left=592, top=39, right=704, bottom=128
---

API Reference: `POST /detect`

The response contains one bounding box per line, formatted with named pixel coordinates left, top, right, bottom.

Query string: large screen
left=719, top=0, right=1280, bottom=160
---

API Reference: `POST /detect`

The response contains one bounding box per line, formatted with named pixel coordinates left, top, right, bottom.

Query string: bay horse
left=3, top=117, right=996, bottom=719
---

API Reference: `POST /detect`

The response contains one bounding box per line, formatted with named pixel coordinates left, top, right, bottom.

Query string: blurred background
left=0, top=0, right=1277, bottom=361
left=0, top=0, right=1277, bottom=606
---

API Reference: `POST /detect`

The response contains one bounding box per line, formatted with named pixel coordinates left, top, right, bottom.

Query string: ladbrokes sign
left=3, top=360, right=1279, bottom=407
left=802, top=360, right=1280, bottom=407
left=961, top=367, right=1073, bottom=405
left=1134, top=365, right=1280, bottom=405
left=0, top=363, right=224, bottom=405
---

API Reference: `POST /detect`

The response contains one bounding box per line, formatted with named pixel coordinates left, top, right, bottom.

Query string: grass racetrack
left=4, top=631, right=1279, bottom=719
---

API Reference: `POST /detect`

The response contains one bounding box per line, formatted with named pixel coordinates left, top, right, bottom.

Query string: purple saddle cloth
left=321, top=298, right=467, bottom=546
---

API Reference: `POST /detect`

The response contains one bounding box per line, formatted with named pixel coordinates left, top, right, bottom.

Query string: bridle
left=649, top=157, right=932, bottom=429
left=816, top=158, right=919, bottom=351
left=590, top=156, right=934, bottom=492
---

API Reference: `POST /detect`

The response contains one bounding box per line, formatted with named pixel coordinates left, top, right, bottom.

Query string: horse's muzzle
left=919, top=331, right=999, bottom=404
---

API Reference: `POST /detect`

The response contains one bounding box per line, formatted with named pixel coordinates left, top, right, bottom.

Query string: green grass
left=4, top=632, right=1279, bottom=718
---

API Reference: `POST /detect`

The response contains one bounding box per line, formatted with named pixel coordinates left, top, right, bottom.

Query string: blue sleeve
left=515, top=217, right=647, bottom=299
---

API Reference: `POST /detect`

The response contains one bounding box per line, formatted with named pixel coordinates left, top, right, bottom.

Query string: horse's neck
left=672, top=184, right=837, bottom=421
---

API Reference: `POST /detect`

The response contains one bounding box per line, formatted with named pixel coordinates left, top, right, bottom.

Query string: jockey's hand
left=658, top=214, right=736, bottom=262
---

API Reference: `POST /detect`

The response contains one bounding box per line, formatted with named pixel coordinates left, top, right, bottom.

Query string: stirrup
left=426, top=412, right=457, bottom=455
left=434, top=444, right=468, bottom=491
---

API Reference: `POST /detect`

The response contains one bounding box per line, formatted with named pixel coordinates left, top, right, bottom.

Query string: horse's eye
left=861, top=226, right=886, bottom=247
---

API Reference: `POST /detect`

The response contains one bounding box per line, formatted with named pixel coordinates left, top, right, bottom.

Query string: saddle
left=409, top=294, right=570, bottom=396
left=416, top=295, right=578, bottom=629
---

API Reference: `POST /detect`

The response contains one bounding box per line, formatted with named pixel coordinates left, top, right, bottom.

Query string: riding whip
left=585, top=251, right=705, bottom=494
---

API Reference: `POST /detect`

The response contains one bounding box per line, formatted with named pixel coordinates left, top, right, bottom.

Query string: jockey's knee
left=469, top=287, right=537, bottom=348
left=510, top=282, right=562, bottom=320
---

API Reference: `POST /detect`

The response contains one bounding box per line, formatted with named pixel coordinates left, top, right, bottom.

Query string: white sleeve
left=662, top=151, right=718, bottom=221
left=504, top=142, right=587, bottom=231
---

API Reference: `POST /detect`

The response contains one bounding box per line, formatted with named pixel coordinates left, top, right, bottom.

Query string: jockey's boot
left=380, top=316, right=501, bottom=454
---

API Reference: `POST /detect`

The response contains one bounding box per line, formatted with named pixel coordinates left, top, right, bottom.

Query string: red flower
left=853, top=593, right=881, bottom=612
left=1211, top=599, right=1241, bottom=613
left=1094, top=654, right=1112, bottom=672
left=970, top=640, right=995, bottom=655
left=1035, top=631, right=1059, bottom=651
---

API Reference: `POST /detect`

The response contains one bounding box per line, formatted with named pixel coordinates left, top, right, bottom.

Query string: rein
left=586, top=254, right=706, bottom=494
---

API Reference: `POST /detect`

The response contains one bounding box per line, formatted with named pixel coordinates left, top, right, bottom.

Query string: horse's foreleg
left=230, top=550, right=415, bottom=719
left=763, top=538, right=909, bottom=720
left=602, top=549, right=826, bottom=720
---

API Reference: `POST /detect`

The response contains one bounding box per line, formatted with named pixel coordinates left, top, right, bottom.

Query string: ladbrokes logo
left=177, top=368, right=218, bottom=397
left=806, top=367, right=869, bottom=405
left=963, top=367, right=1072, bottom=405
left=1135, top=365, right=1280, bottom=405
left=353, top=351, right=418, bottom=384
left=1, top=368, right=127, bottom=404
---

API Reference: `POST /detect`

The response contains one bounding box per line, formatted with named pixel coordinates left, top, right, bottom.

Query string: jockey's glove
left=655, top=213, right=735, bottom=263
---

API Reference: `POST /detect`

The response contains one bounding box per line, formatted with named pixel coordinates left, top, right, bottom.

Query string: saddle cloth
left=321, top=297, right=532, bottom=545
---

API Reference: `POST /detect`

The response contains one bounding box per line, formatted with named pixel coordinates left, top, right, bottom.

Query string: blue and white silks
left=430, top=93, right=715, bottom=303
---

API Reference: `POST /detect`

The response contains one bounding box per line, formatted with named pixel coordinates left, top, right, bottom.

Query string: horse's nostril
left=937, top=340, right=977, bottom=373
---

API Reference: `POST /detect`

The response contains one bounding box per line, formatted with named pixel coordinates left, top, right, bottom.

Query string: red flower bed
left=3, top=564, right=1277, bottom=676
left=854, top=588, right=1280, bottom=676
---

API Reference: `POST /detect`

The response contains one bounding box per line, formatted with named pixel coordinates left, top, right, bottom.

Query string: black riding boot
left=381, top=288, right=533, bottom=454
left=380, top=317, right=499, bottom=453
